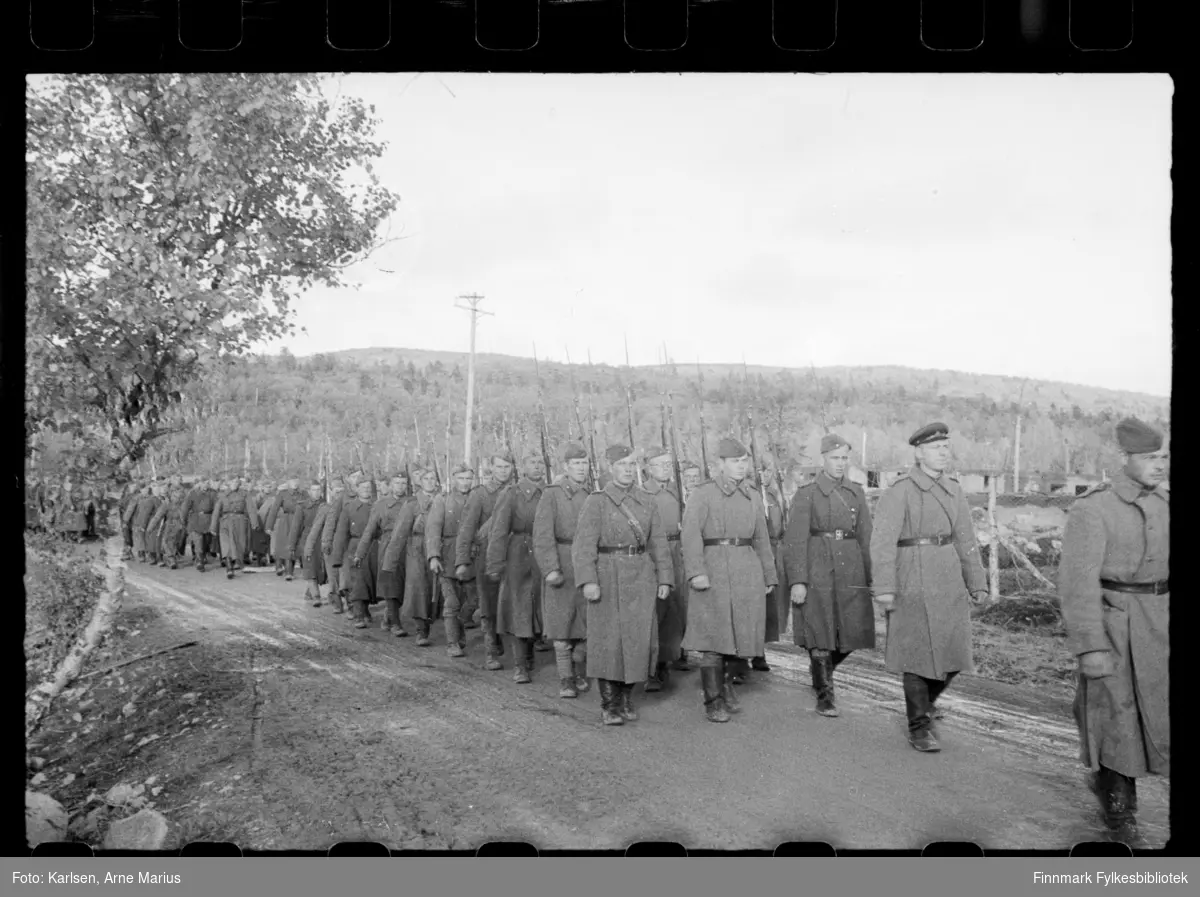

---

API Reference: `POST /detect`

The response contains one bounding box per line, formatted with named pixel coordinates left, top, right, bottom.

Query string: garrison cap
left=561, top=442, right=589, bottom=462
left=523, top=450, right=545, bottom=465
left=491, top=450, right=515, bottom=465
left=645, top=446, right=672, bottom=463
left=451, top=462, right=474, bottom=475
left=821, top=433, right=851, bottom=454
left=717, top=437, right=749, bottom=459
left=1116, top=417, right=1163, bottom=454
left=909, top=422, right=950, bottom=447
left=606, top=444, right=635, bottom=464
left=681, top=461, right=700, bottom=472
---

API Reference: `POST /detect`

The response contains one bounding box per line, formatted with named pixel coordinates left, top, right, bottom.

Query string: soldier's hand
left=305, top=553, right=313, bottom=565
left=1079, top=650, right=1115, bottom=679
left=656, top=585, right=671, bottom=601
left=545, top=570, right=565, bottom=587
left=455, top=565, right=470, bottom=579
left=690, top=575, right=711, bottom=591
left=583, top=583, right=601, bottom=602
left=790, top=584, right=808, bottom=606
left=873, top=593, right=895, bottom=610
left=429, top=558, right=443, bottom=575
left=487, top=571, right=502, bottom=583
left=353, top=557, right=362, bottom=569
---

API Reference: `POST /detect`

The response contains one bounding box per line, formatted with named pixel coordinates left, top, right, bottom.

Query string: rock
left=30, top=772, right=47, bottom=787
left=27, top=756, right=46, bottom=771
left=102, top=809, right=168, bottom=851
left=62, top=773, right=76, bottom=787
left=135, top=734, right=161, bottom=748
left=144, top=775, right=159, bottom=786
left=121, top=702, right=137, bottom=717
left=26, top=791, right=68, bottom=847
left=104, top=783, right=146, bottom=807
left=151, top=787, right=162, bottom=797
left=182, top=692, right=199, bottom=703
left=72, top=712, right=83, bottom=723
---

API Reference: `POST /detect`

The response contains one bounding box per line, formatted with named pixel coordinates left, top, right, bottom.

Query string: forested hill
left=121, top=346, right=1169, bottom=483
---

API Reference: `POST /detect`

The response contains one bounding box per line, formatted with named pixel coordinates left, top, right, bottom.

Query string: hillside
left=73, top=344, right=1167, bottom=488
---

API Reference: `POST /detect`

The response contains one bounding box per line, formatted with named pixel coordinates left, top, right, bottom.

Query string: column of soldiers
left=88, top=414, right=1167, bottom=843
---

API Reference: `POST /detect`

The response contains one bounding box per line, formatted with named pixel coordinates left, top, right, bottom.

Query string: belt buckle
left=834, top=529, right=845, bottom=540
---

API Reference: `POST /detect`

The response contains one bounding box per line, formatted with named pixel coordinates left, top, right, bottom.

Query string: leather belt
left=557, top=537, right=574, bottom=545
left=1101, top=579, right=1169, bottom=595
left=667, top=534, right=681, bottom=542
left=898, top=535, right=954, bottom=548
left=704, top=538, right=752, bottom=547
left=811, top=529, right=854, bottom=540
left=598, top=545, right=644, bottom=555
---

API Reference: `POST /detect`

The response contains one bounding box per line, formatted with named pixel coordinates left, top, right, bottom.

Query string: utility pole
left=455, top=293, right=493, bottom=468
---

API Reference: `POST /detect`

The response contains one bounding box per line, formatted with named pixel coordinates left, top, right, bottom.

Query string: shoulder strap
left=606, top=491, right=647, bottom=549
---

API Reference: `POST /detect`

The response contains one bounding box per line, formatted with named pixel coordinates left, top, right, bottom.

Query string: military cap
left=1116, top=417, right=1163, bottom=454
left=561, top=442, right=588, bottom=462
left=606, top=444, right=635, bottom=464
left=717, top=437, right=749, bottom=459
left=909, top=422, right=950, bottom=447
left=451, top=462, right=474, bottom=475
left=645, top=446, right=672, bottom=463
left=821, top=433, right=851, bottom=454
left=491, top=450, right=515, bottom=465
left=681, top=461, right=700, bottom=472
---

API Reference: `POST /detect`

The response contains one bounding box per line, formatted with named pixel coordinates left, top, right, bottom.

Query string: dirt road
left=41, top=549, right=1169, bottom=851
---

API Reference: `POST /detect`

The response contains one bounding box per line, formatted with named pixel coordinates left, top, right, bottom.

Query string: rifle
left=767, top=412, right=790, bottom=527
left=565, top=348, right=598, bottom=492
left=744, top=360, right=767, bottom=507
left=533, top=345, right=554, bottom=485
left=443, top=405, right=452, bottom=494
left=665, top=391, right=687, bottom=519
left=696, top=361, right=710, bottom=481
left=623, top=379, right=643, bottom=488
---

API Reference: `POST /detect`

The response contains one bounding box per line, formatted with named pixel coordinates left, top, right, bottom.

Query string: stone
left=26, top=791, right=68, bottom=847
left=103, top=783, right=145, bottom=807
left=102, top=809, right=169, bottom=851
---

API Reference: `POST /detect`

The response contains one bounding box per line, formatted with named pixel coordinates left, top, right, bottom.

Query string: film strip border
left=25, top=1, right=1167, bottom=67
left=28, top=839, right=1148, bottom=857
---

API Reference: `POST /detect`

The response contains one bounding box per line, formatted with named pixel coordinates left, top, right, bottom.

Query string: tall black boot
left=722, top=659, right=742, bottom=714
left=730, top=656, right=749, bottom=685
left=599, top=680, right=624, bottom=726
left=701, top=662, right=730, bottom=723
left=903, top=673, right=939, bottom=752
left=751, top=656, right=771, bottom=672
left=811, top=651, right=838, bottom=717
left=645, top=659, right=664, bottom=693
left=285, top=558, right=295, bottom=582
left=619, top=683, right=638, bottom=722
left=512, top=637, right=531, bottom=684
left=1096, top=766, right=1140, bottom=843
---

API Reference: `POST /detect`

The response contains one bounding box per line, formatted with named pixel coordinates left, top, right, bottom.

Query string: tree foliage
left=26, top=73, right=400, bottom=468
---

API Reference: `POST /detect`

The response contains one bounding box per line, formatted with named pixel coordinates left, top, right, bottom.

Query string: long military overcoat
left=643, top=478, right=688, bottom=657
left=209, top=490, right=261, bottom=561
left=267, top=488, right=305, bottom=560
left=869, top=466, right=986, bottom=680
left=1059, top=471, right=1169, bottom=778
left=680, top=473, right=778, bottom=658
left=330, top=496, right=375, bottom=602
left=364, top=493, right=410, bottom=601
left=293, top=499, right=327, bottom=585
left=181, top=487, right=217, bottom=535
left=764, top=489, right=787, bottom=643
left=454, top=480, right=508, bottom=617
left=532, top=478, right=590, bottom=641
left=386, top=491, right=438, bottom=621
left=489, top=478, right=546, bottom=639
left=425, top=489, right=472, bottom=616
left=572, top=482, right=674, bottom=682
left=148, top=490, right=187, bottom=557
left=783, top=472, right=875, bottom=652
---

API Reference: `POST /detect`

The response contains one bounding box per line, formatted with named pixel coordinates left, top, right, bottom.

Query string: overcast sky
left=275, top=73, right=1173, bottom=397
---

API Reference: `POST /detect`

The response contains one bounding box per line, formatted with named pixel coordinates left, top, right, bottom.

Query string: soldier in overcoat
left=427, top=464, right=477, bottom=658
left=783, top=434, right=874, bottom=716
left=147, top=483, right=188, bottom=570
left=304, top=480, right=344, bottom=611
left=321, top=470, right=364, bottom=606
left=368, top=474, right=416, bottom=637
left=488, top=453, right=548, bottom=682
left=742, top=461, right=788, bottom=678
left=573, top=445, right=674, bottom=725
left=680, top=438, right=777, bottom=722
left=870, top=423, right=987, bottom=752
left=209, top=476, right=261, bottom=579
left=1059, top=417, right=1169, bottom=843
left=533, top=443, right=592, bottom=698
left=331, top=478, right=377, bottom=628
left=267, top=477, right=305, bottom=580
left=288, top=482, right=324, bottom=604
left=129, top=484, right=160, bottom=563
left=384, top=469, right=439, bottom=645
left=180, top=478, right=218, bottom=572
left=641, top=447, right=688, bottom=692
left=455, top=453, right=516, bottom=669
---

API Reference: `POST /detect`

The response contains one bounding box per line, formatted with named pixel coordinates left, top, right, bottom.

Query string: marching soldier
left=488, top=452, right=548, bottom=683
left=573, top=445, right=674, bottom=725
left=331, top=478, right=377, bottom=629
left=456, top=452, right=517, bottom=670
left=117, top=480, right=138, bottom=557
left=366, top=473, right=413, bottom=637
left=385, top=468, right=440, bottom=645
left=742, top=459, right=787, bottom=677
left=870, top=422, right=987, bottom=753
left=641, top=447, right=687, bottom=692
left=147, top=482, right=188, bottom=570
left=267, top=477, right=305, bottom=580
left=209, top=476, right=261, bottom=580
left=1060, top=417, right=1169, bottom=843
left=533, top=443, right=592, bottom=698
left=304, top=480, right=345, bottom=611
left=426, top=463, right=477, bottom=658
left=322, top=470, right=364, bottom=609
left=682, top=462, right=703, bottom=499
left=681, top=438, right=778, bottom=723
left=129, top=483, right=160, bottom=564
left=180, top=478, right=218, bottom=572
left=783, top=434, right=874, bottom=717
left=288, top=481, right=325, bottom=605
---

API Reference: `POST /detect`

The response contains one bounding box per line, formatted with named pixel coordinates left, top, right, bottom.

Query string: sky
left=274, top=73, right=1173, bottom=397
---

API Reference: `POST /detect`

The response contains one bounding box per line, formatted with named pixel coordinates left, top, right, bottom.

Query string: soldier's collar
left=518, top=477, right=544, bottom=494
left=604, top=481, right=639, bottom=503
left=816, top=471, right=844, bottom=496
left=486, top=479, right=508, bottom=493
left=714, top=472, right=751, bottom=498
left=908, top=465, right=953, bottom=494
left=1112, top=470, right=1156, bottom=503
